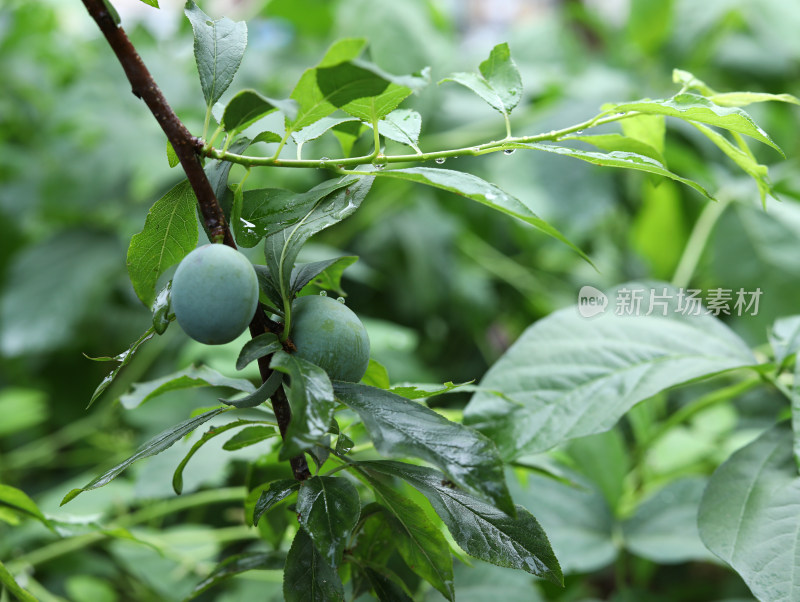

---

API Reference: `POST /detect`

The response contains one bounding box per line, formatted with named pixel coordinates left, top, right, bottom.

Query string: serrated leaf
left=222, top=425, right=277, bottom=451
left=173, top=419, right=256, bottom=494
left=362, top=567, right=414, bottom=602
left=270, top=351, right=336, bottom=459
left=119, top=364, right=255, bottom=410
left=361, top=359, right=390, bottom=389
left=699, top=423, right=800, bottom=602
left=291, top=116, right=360, bottom=149
left=0, top=561, right=36, bottom=602
left=373, top=109, right=422, bottom=152
left=253, top=479, right=301, bottom=526
left=333, top=382, right=514, bottom=515
left=284, top=529, right=344, bottom=602
left=370, top=167, right=591, bottom=265
left=184, top=0, right=247, bottom=107
left=252, top=130, right=283, bottom=144
left=464, top=282, right=757, bottom=459
left=297, top=476, right=360, bottom=568
left=512, top=143, right=712, bottom=199
left=126, top=180, right=198, bottom=307
left=87, top=327, right=155, bottom=408
left=219, top=371, right=282, bottom=408
left=361, top=461, right=562, bottom=585
left=389, top=381, right=472, bottom=400
left=236, top=333, right=282, bottom=370
left=292, top=256, right=357, bottom=296
left=561, top=133, right=664, bottom=164
left=185, top=552, right=285, bottom=601
left=441, top=42, right=522, bottom=118
left=610, top=93, right=783, bottom=155
left=221, top=89, right=298, bottom=134
left=62, top=408, right=228, bottom=505
left=360, top=472, right=454, bottom=601
left=166, top=140, right=179, bottom=167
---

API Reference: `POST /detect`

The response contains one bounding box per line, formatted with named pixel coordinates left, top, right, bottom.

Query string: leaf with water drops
left=296, top=476, right=360, bottom=568
left=284, top=528, right=344, bottom=602
left=85, top=327, right=155, bottom=408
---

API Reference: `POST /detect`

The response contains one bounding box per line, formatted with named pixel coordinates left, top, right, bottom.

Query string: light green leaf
left=373, top=109, right=422, bottom=152
left=291, top=116, right=359, bottom=149
left=709, top=92, right=800, bottom=107
left=370, top=167, right=591, bottom=264
left=62, top=408, right=228, bottom=505
left=291, top=256, right=357, bottom=296
left=610, top=93, right=783, bottom=155
left=120, top=365, right=255, bottom=410
left=699, top=423, right=800, bottom=602
left=138, top=0, right=159, bottom=7
left=127, top=180, right=198, bottom=307
left=464, top=282, right=757, bottom=459
left=0, top=561, right=36, bottom=602
left=389, top=381, right=472, bottom=400
left=184, top=0, right=247, bottom=107
left=512, top=143, right=712, bottom=199
left=221, top=89, right=298, bottom=134
left=561, top=133, right=664, bottom=164
left=769, top=316, right=800, bottom=368
left=621, top=114, right=666, bottom=155
left=166, top=140, right=179, bottom=167
left=334, top=382, right=515, bottom=515
left=87, top=327, right=155, bottom=408
left=0, top=484, right=50, bottom=529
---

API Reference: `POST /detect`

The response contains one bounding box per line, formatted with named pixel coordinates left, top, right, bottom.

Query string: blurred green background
left=1, top=0, right=799, bottom=600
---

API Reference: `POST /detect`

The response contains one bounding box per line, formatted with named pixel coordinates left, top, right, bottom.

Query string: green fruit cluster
left=291, top=295, right=370, bottom=382
left=171, top=244, right=259, bottom=345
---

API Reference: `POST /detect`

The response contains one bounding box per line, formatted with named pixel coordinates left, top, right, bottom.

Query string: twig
left=81, top=0, right=310, bottom=481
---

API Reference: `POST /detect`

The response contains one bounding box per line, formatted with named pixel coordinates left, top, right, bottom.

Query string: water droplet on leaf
left=435, top=158, right=446, bottom=164
left=337, top=297, right=345, bottom=304
left=319, top=291, right=328, bottom=297
left=503, top=149, right=515, bottom=155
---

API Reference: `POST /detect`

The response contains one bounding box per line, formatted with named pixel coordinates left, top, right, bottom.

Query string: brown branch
left=82, top=0, right=310, bottom=481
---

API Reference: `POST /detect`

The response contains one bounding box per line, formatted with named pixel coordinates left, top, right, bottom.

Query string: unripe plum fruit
left=171, top=244, right=259, bottom=345
left=290, top=295, right=370, bottom=382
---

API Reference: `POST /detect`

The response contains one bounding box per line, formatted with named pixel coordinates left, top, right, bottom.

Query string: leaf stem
left=671, top=197, right=731, bottom=289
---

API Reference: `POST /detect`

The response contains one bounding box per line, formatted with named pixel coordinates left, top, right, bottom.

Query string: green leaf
left=361, top=359, right=391, bottom=389
left=621, top=114, right=666, bottom=155
left=221, top=89, right=298, bottom=134
left=119, top=365, right=255, bottom=410
left=709, top=92, right=800, bottom=107
left=166, top=140, right=179, bottom=167
left=610, top=93, right=783, bottom=155
left=61, top=408, right=228, bottom=505
left=334, top=382, right=514, bottom=515
left=361, top=461, right=562, bottom=585
left=561, top=133, right=664, bottom=164
left=186, top=552, right=285, bottom=601
left=441, top=42, right=522, bottom=118
left=288, top=38, right=368, bottom=132
left=184, top=0, right=247, bottom=107
left=370, top=167, right=591, bottom=264
left=86, top=327, right=155, bottom=408
left=270, top=351, right=336, bottom=458
left=512, top=143, right=712, bottom=199
left=222, top=425, right=277, bottom=451
left=332, top=120, right=365, bottom=157
left=263, top=176, right=373, bottom=304
left=769, top=315, right=800, bottom=368
left=291, top=116, right=360, bottom=149
left=389, top=381, right=472, bottom=401
left=698, top=423, right=800, bottom=602
left=292, top=256, right=358, bottom=296
left=252, top=130, right=283, bottom=145
left=0, top=484, right=50, bottom=529
left=297, top=476, right=360, bottom=568
left=284, top=528, right=344, bottom=602
left=127, top=180, right=198, bottom=306
left=0, top=561, right=36, bottom=602
left=253, top=479, right=301, bottom=526
left=374, top=109, right=422, bottom=152
left=219, top=371, right=282, bottom=408
left=361, top=567, right=414, bottom=602
left=151, top=281, right=172, bottom=335
left=794, top=355, right=800, bottom=472
left=464, top=282, right=757, bottom=459
left=138, top=0, right=159, bottom=7
left=172, top=419, right=256, bottom=494
left=236, top=333, right=282, bottom=370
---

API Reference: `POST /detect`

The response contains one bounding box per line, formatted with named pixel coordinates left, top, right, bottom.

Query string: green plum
left=290, top=295, right=370, bottom=382
left=171, top=244, right=259, bottom=345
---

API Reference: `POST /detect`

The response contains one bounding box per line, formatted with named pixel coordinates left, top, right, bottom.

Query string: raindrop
left=319, top=291, right=328, bottom=297
left=615, top=112, right=625, bottom=117
left=435, top=158, right=446, bottom=164
left=576, top=129, right=584, bottom=134
left=318, top=156, right=330, bottom=167
left=503, top=149, right=515, bottom=155
left=337, top=297, right=345, bottom=304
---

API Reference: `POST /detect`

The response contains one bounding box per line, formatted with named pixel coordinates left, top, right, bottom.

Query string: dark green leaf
left=441, top=42, right=522, bottom=118
left=361, top=472, right=454, bottom=601
left=464, top=282, right=758, bottom=459
left=62, top=408, right=228, bottom=505
left=512, top=143, right=712, bottom=199
left=219, top=371, right=282, bottom=408
left=297, top=476, right=360, bottom=568
left=222, top=425, right=277, bottom=451
left=86, top=327, right=155, bottom=408
left=253, top=479, right=301, bottom=526
left=370, top=167, right=591, bottom=265
left=610, top=93, right=783, bottom=155
left=698, top=423, right=800, bottom=602
left=0, top=561, right=36, bottom=602
left=127, top=180, right=198, bottom=306
left=221, top=89, right=298, bottom=134
left=334, top=383, right=514, bottom=515
left=362, top=461, right=562, bottom=585
left=184, top=0, right=247, bottom=107
left=120, top=365, right=255, bottom=410
left=236, top=333, right=282, bottom=370
left=292, top=256, right=357, bottom=296
left=271, top=351, right=336, bottom=458
left=186, top=551, right=285, bottom=600
left=362, top=567, right=414, bottom=602
left=332, top=120, right=365, bottom=157
left=283, top=528, right=344, bottom=602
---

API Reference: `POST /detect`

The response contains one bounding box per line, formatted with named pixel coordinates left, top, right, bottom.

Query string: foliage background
left=1, top=0, right=799, bottom=599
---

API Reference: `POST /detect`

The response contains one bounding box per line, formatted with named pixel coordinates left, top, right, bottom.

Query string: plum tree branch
left=81, top=0, right=310, bottom=481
